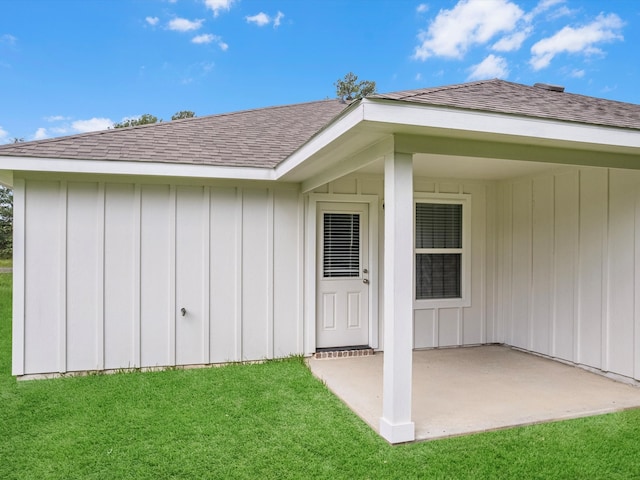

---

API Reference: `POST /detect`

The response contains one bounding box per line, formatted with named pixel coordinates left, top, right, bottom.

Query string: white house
left=1, top=79, right=640, bottom=443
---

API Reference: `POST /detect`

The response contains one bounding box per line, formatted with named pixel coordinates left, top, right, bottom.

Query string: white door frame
left=305, top=193, right=379, bottom=354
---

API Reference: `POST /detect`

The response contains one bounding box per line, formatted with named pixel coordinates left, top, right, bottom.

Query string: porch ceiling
left=308, top=346, right=640, bottom=442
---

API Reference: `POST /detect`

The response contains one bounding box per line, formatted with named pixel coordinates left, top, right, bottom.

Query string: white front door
left=316, top=202, right=370, bottom=348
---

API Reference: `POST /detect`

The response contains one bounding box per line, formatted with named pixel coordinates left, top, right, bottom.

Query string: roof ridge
left=373, top=79, right=500, bottom=101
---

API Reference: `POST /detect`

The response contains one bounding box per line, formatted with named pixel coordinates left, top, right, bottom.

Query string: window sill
left=414, top=297, right=470, bottom=309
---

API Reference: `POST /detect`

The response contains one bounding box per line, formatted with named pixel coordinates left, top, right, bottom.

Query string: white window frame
left=414, top=193, right=471, bottom=309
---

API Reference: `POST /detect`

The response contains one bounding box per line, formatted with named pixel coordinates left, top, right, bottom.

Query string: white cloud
left=415, top=73, right=422, bottom=81
left=0, top=126, right=8, bottom=142
left=246, top=11, right=285, bottom=28
left=570, top=69, right=585, bottom=78
left=414, top=0, right=524, bottom=60
left=168, top=18, right=204, bottom=32
left=0, top=34, right=16, bottom=45
left=44, top=115, right=69, bottom=122
left=467, top=54, right=509, bottom=80
left=71, top=118, right=113, bottom=133
left=530, top=13, right=624, bottom=70
left=416, top=4, right=428, bottom=14
left=492, top=27, right=531, bottom=52
left=524, top=0, right=565, bottom=22
left=191, top=33, right=228, bottom=50
left=33, top=128, right=49, bottom=140
left=246, top=12, right=270, bottom=27
left=204, top=0, right=235, bottom=17
left=273, top=11, right=284, bottom=28
left=192, top=34, right=214, bottom=44
left=146, top=16, right=160, bottom=26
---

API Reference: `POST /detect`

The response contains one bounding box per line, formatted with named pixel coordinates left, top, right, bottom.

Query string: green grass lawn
left=1, top=273, right=640, bottom=479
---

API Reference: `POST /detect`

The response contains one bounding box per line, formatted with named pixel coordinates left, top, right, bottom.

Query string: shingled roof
left=0, top=99, right=349, bottom=168
left=371, top=79, right=640, bottom=131
left=1, top=79, right=639, bottom=168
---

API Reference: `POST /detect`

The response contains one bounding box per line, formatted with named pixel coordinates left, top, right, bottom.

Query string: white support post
left=380, top=151, right=415, bottom=444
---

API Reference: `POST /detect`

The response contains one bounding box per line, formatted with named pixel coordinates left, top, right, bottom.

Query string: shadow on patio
left=307, top=345, right=640, bottom=442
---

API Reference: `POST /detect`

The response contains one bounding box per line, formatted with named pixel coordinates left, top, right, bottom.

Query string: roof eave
left=0, top=156, right=276, bottom=181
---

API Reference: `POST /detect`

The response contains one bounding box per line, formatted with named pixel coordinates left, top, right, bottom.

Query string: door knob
left=180, top=307, right=187, bottom=316
left=363, top=279, right=369, bottom=284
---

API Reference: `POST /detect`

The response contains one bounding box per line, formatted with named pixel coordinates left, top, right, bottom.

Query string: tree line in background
left=113, top=110, right=196, bottom=128
left=0, top=186, right=12, bottom=259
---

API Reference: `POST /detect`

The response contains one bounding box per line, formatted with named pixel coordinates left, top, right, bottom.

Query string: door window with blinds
left=415, top=195, right=471, bottom=307
left=323, top=212, right=360, bottom=278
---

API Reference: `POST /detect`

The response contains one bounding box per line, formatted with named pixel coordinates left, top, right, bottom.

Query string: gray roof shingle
left=0, top=99, right=349, bottom=167
left=371, top=79, right=640, bottom=130
left=1, top=80, right=638, bottom=167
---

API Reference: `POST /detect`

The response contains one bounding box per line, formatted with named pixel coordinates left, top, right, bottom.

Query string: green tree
left=334, top=72, right=376, bottom=103
left=0, top=186, right=12, bottom=258
left=113, top=114, right=159, bottom=129
left=171, top=110, right=196, bottom=121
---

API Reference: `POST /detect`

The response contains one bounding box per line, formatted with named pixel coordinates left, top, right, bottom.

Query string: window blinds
left=415, top=203, right=462, bottom=249
left=323, top=213, right=360, bottom=278
left=415, top=203, right=462, bottom=299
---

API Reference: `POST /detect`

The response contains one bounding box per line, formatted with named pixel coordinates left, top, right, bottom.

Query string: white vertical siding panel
left=273, top=189, right=302, bottom=356
left=576, top=169, right=607, bottom=367
left=241, top=188, right=270, bottom=360
left=169, top=185, right=177, bottom=365
left=635, top=184, right=640, bottom=380
left=202, top=187, right=211, bottom=364
left=266, top=189, right=275, bottom=358
left=11, top=179, right=25, bottom=376
left=510, top=181, right=532, bottom=349
left=95, top=183, right=105, bottom=370
left=332, top=177, right=357, bottom=194
left=58, top=181, right=67, bottom=373
left=175, top=186, right=206, bottom=365
left=132, top=185, right=142, bottom=367
left=606, top=169, right=637, bottom=377
left=438, top=308, right=460, bottom=346
left=65, top=182, right=99, bottom=371
left=210, top=187, right=240, bottom=363
left=552, top=171, right=579, bottom=361
left=414, top=309, right=435, bottom=348
left=23, top=181, right=61, bottom=374
left=531, top=176, right=554, bottom=356
left=103, top=183, right=136, bottom=370
left=498, top=183, right=513, bottom=344
left=462, top=183, right=486, bottom=345
left=484, top=183, right=497, bottom=343
left=361, top=178, right=383, bottom=196
left=140, top=184, right=172, bottom=368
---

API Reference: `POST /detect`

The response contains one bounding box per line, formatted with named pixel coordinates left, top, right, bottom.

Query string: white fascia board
left=362, top=100, right=640, bottom=150
left=275, top=102, right=365, bottom=179
left=0, top=156, right=275, bottom=181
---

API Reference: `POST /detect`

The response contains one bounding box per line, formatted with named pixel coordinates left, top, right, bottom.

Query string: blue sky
left=1, top=0, right=639, bottom=143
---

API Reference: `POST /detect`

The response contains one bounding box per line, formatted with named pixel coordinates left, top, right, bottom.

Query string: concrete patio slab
left=307, top=345, right=640, bottom=442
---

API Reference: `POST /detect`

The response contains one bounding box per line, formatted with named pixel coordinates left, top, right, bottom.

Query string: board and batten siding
left=13, top=177, right=303, bottom=376
left=498, top=167, right=640, bottom=381
left=313, top=174, right=498, bottom=351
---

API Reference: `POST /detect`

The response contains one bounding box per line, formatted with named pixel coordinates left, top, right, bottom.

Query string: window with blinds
left=415, top=202, right=463, bottom=299
left=323, top=213, right=360, bottom=278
